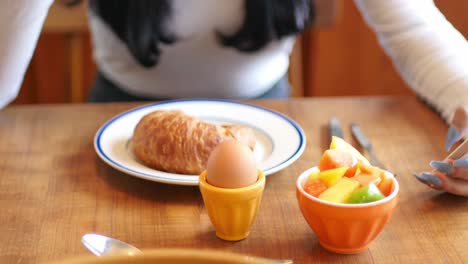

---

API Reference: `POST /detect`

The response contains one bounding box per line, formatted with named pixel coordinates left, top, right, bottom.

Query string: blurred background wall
left=11, top=0, right=468, bottom=105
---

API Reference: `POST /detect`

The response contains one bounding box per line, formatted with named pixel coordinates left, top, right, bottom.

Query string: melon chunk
left=319, top=167, right=349, bottom=187
left=318, top=177, right=360, bottom=203
left=308, top=168, right=320, bottom=181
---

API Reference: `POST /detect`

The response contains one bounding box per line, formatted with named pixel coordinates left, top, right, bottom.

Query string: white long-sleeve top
left=0, top=0, right=53, bottom=108
left=355, top=0, right=468, bottom=122
left=0, top=0, right=467, bottom=123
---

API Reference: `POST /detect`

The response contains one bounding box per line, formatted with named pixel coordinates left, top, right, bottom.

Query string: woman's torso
left=88, top=0, right=297, bottom=99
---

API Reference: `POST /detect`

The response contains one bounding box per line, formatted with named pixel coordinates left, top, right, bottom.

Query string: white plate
left=94, top=99, right=306, bottom=186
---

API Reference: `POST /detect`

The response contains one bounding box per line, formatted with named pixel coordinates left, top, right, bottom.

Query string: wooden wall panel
left=303, top=0, right=468, bottom=97
left=33, top=34, right=68, bottom=103
left=82, top=34, right=96, bottom=99
left=13, top=34, right=68, bottom=104
left=304, top=0, right=411, bottom=96
left=13, top=65, right=36, bottom=105
left=13, top=33, right=95, bottom=105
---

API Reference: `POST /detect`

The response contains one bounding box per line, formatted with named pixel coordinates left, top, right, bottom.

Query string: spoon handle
left=81, top=233, right=141, bottom=256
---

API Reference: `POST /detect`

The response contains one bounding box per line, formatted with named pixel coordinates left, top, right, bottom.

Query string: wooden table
left=1, top=96, right=467, bottom=263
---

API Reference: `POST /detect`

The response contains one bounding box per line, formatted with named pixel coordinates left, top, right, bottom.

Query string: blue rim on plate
left=94, top=99, right=306, bottom=186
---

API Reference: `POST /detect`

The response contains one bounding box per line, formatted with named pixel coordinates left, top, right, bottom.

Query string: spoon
left=81, top=233, right=142, bottom=256
left=81, top=233, right=293, bottom=263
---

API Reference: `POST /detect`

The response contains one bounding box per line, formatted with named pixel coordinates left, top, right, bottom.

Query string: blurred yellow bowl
left=49, top=249, right=281, bottom=264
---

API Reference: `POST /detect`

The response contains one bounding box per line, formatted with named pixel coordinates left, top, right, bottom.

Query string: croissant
left=132, top=110, right=256, bottom=175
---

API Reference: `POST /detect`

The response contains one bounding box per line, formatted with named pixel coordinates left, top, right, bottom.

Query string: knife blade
left=329, top=117, right=344, bottom=141
left=350, top=122, right=387, bottom=170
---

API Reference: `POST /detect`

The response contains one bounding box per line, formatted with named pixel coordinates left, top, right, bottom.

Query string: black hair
left=219, top=0, right=314, bottom=52
left=89, top=0, right=314, bottom=68
left=89, top=0, right=175, bottom=68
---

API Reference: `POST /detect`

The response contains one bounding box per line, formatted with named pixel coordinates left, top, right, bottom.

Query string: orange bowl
left=296, top=167, right=399, bottom=254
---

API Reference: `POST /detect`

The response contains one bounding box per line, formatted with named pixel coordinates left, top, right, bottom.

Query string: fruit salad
left=303, top=136, right=394, bottom=204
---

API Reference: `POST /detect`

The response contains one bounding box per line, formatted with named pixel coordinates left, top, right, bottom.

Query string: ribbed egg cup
left=199, top=170, right=265, bottom=241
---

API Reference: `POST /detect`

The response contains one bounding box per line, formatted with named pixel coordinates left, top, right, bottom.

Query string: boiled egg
left=206, top=140, right=258, bottom=188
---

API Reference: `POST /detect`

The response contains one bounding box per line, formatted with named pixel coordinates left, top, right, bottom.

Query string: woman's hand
left=413, top=106, right=468, bottom=196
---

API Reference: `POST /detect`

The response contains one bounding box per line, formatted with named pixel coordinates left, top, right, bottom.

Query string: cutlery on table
left=81, top=233, right=293, bottom=263
left=350, top=122, right=387, bottom=170
left=81, top=233, right=141, bottom=256
left=329, top=116, right=344, bottom=141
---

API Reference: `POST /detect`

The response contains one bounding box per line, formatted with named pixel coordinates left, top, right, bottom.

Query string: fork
left=350, top=122, right=387, bottom=170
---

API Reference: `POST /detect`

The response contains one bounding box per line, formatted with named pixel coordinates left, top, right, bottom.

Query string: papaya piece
left=378, top=171, right=394, bottom=196
left=304, top=179, right=328, bottom=197
left=318, top=149, right=358, bottom=177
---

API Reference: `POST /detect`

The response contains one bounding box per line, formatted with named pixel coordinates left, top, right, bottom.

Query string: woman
left=353, top=0, right=468, bottom=196
left=0, top=0, right=466, bottom=195
left=85, top=0, right=312, bottom=101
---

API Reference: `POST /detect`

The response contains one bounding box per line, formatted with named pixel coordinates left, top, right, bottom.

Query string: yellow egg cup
left=199, top=170, right=265, bottom=241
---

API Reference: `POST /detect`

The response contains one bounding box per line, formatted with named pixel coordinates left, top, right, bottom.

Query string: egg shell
left=206, top=140, right=258, bottom=188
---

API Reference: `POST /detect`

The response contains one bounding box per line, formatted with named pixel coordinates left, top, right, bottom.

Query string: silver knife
left=350, top=122, right=387, bottom=170
left=329, top=117, right=344, bottom=141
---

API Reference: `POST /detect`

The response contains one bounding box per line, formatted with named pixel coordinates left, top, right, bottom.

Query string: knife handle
left=350, top=123, right=372, bottom=150
left=329, top=117, right=344, bottom=140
